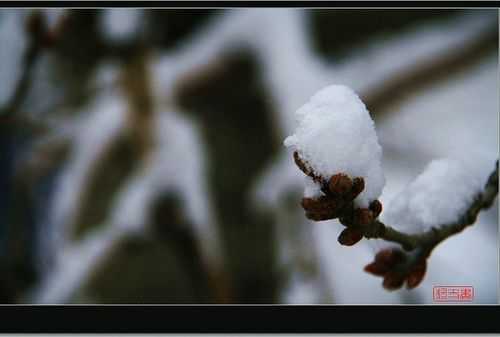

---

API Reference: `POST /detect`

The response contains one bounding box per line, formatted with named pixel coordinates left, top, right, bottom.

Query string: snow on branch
left=286, top=84, right=499, bottom=291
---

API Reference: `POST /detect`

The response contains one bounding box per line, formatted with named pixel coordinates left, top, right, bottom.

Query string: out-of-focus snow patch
left=284, top=85, right=385, bottom=208
left=335, top=10, right=497, bottom=95
left=91, top=61, right=122, bottom=92
left=150, top=9, right=332, bottom=129
left=377, top=55, right=498, bottom=162
left=36, top=105, right=223, bottom=302
left=381, top=158, right=486, bottom=234
left=111, top=110, right=222, bottom=265
left=150, top=10, right=249, bottom=105
left=100, top=9, right=144, bottom=42
left=33, top=227, right=118, bottom=303
left=252, top=152, right=303, bottom=209
left=48, top=91, right=127, bottom=250
left=0, top=10, right=28, bottom=107
left=250, top=10, right=332, bottom=135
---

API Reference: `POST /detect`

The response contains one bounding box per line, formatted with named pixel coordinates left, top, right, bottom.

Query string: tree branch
left=366, top=160, right=498, bottom=252
left=294, top=151, right=498, bottom=289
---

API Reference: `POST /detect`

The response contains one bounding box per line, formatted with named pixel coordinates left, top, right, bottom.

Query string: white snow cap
left=284, top=84, right=385, bottom=207
left=382, top=158, right=485, bottom=234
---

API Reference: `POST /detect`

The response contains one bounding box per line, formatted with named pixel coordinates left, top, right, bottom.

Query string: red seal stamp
left=433, top=286, right=474, bottom=302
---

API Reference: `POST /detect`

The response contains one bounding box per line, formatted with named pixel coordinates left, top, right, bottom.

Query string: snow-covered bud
left=284, top=84, right=385, bottom=208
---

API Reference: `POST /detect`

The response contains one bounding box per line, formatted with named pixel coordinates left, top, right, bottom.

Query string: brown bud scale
left=353, top=208, right=374, bottom=226
left=369, top=200, right=383, bottom=218
left=338, top=228, right=363, bottom=246
left=350, top=177, right=365, bottom=199
left=383, top=271, right=405, bottom=290
left=328, top=173, right=353, bottom=196
left=406, top=261, right=427, bottom=289
left=364, top=262, right=389, bottom=276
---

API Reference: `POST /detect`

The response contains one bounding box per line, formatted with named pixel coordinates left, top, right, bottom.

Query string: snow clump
left=382, top=158, right=485, bottom=234
left=284, top=84, right=385, bottom=208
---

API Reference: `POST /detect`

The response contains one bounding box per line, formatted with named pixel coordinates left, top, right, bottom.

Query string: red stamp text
left=433, top=286, right=474, bottom=302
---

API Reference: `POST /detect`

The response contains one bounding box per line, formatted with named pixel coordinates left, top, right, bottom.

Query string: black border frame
left=0, top=1, right=499, bottom=333
left=0, top=305, right=499, bottom=333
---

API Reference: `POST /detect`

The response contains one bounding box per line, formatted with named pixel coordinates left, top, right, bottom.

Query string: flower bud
left=369, top=200, right=382, bottom=218
left=364, top=262, right=388, bottom=276
left=375, top=248, right=405, bottom=268
left=350, top=177, right=365, bottom=199
left=353, top=208, right=374, bottom=226
left=328, top=173, right=352, bottom=196
left=406, top=260, right=427, bottom=289
left=306, top=211, right=334, bottom=221
left=338, top=228, right=363, bottom=246
left=383, top=271, right=405, bottom=290
left=301, top=197, right=317, bottom=211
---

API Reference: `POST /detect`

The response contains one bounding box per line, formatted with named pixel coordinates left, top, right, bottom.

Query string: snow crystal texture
left=382, top=158, right=485, bottom=233
left=284, top=85, right=385, bottom=207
